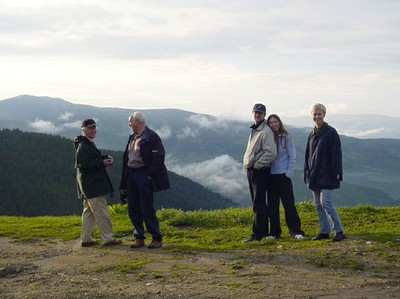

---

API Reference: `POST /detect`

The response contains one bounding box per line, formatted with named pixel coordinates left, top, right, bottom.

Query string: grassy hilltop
left=0, top=204, right=399, bottom=298
left=1, top=203, right=399, bottom=250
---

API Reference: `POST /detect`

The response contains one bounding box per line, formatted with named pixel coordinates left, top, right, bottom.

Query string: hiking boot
left=103, top=239, right=122, bottom=246
left=130, top=238, right=145, bottom=248
left=147, top=240, right=162, bottom=249
left=81, top=240, right=98, bottom=247
left=312, top=233, right=330, bottom=241
left=332, top=231, right=347, bottom=242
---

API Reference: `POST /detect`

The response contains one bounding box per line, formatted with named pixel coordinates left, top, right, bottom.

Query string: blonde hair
left=311, top=103, right=326, bottom=115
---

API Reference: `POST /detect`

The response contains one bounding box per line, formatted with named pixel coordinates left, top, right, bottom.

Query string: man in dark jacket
left=74, top=119, right=121, bottom=247
left=304, top=103, right=346, bottom=242
left=120, top=112, right=170, bottom=249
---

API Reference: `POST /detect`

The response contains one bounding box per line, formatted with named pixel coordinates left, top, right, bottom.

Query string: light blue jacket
left=271, top=133, right=296, bottom=178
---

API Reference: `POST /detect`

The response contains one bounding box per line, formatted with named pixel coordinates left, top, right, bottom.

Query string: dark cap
left=81, top=119, right=97, bottom=128
left=252, top=103, right=266, bottom=113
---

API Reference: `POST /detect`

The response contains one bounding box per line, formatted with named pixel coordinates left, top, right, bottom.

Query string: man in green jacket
left=74, top=119, right=121, bottom=247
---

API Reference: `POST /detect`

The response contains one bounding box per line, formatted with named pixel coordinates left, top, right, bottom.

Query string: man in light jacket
left=243, top=103, right=277, bottom=242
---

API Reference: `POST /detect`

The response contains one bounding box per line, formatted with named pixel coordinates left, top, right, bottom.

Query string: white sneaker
left=266, top=236, right=276, bottom=240
left=294, top=234, right=305, bottom=240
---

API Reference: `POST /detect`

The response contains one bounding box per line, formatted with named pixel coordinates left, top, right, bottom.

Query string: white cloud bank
left=1, top=1, right=399, bottom=120
left=27, top=118, right=63, bottom=134
left=168, top=154, right=249, bottom=205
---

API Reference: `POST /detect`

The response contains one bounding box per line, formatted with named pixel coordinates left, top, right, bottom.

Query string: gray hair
left=129, top=111, right=146, bottom=124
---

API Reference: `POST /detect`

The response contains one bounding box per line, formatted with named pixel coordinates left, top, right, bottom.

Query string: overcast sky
left=1, top=0, right=399, bottom=120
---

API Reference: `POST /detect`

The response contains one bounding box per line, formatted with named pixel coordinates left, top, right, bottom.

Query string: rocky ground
left=0, top=236, right=399, bottom=298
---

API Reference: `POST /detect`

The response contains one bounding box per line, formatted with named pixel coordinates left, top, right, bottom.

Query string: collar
left=250, top=120, right=264, bottom=130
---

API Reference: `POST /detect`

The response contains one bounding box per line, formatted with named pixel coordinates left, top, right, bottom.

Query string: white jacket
left=243, top=120, right=277, bottom=169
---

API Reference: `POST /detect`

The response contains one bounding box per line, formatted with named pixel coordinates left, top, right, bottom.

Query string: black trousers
left=126, top=167, right=162, bottom=242
left=267, top=174, right=304, bottom=237
left=247, top=167, right=271, bottom=239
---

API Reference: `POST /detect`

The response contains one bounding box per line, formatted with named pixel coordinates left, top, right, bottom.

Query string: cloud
left=155, top=125, right=172, bottom=140
left=340, top=127, right=388, bottom=138
left=168, top=154, right=249, bottom=205
left=27, top=118, right=62, bottom=134
left=58, top=111, right=74, bottom=121
left=186, top=114, right=229, bottom=130
left=1, top=1, right=400, bottom=118
left=62, top=120, right=81, bottom=129
left=177, top=126, right=198, bottom=140
left=327, top=103, right=348, bottom=114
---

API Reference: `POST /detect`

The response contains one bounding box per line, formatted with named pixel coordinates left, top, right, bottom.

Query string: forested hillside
left=1, top=95, right=400, bottom=207
left=0, top=129, right=237, bottom=216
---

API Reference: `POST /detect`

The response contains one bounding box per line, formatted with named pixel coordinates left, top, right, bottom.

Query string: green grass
left=0, top=202, right=399, bottom=251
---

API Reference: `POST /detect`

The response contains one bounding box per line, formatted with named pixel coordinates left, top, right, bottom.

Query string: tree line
left=0, top=129, right=237, bottom=216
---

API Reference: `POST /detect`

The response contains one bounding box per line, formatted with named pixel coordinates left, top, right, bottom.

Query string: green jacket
left=74, top=135, right=113, bottom=199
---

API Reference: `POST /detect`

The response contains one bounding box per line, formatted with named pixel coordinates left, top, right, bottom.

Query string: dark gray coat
left=304, top=122, right=343, bottom=190
left=120, top=126, right=170, bottom=192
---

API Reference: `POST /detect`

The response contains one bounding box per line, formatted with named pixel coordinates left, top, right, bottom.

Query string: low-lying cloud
left=168, top=154, right=249, bottom=206
left=340, top=127, right=388, bottom=138
left=27, top=118, right=63, bottom=134
left=154, top=125, right=172, bottom=140
left=58, top=111, right=74, bottom=121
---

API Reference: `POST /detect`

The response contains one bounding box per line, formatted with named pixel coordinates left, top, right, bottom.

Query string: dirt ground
left=0, top=236, right=399, bottom=299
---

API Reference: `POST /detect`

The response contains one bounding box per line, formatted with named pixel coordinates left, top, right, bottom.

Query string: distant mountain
left=1, top=95, right=399, bottom=207
left=0, top=129, right=237, bottom=216
left=284, top=114, right=400, bottom=139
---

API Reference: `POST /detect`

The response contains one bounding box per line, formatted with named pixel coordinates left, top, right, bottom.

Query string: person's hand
left=103, top=157, right=113, bottom=167
left=119, top=190, right=127, bottom=204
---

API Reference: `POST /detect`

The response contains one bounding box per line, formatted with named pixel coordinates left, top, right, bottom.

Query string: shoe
left=130, top=238, right=145, bottom=248
left=294, top=234, right=305, bottom=240
left=332, top=231, right=347, bottom=242
left=81, top=240, right=98, bottom=247
left=147, top=240, right=162, bottom=249
left=242, top=235, right=261, bottom=243
left=103, top=239, right=122, bottom=246
left=312, top=233, right=330, bottom=241
left=266, top=236, right=276, bottom=240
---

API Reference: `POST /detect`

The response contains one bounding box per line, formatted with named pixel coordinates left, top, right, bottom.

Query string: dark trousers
left=126, top=168, right=162, bottom=242
left=267, top=174, right=304, bottom=237
left=247, top=167, right=271, bottom=239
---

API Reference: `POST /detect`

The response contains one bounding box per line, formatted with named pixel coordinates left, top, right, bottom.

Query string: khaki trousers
left=81, top=196, right=114, bottom=244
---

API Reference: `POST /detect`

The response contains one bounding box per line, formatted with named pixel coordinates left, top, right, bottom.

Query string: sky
left=1, top=0, right=399, bottom=121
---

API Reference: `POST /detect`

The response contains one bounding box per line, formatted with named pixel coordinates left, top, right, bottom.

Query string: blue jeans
left=312, top=189, right=344, bottom=234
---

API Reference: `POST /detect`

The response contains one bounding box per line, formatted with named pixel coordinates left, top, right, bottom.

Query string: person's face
left=312, top=109, right=325, bottom=128
left=253, top=111, right=266, bottom=123
left=82, top=124, right=97, bottom=139
left=268, top=117, right=280, bottom=133
left=128, top=117, right=140, bottom=133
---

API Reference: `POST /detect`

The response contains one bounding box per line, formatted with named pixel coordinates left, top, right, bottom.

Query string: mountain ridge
left=1, top=95, right=399, bottom=207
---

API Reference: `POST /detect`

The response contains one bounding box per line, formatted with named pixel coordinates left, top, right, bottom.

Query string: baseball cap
left=81, top=119, right=98, bottom=128
left=252, top=103, right=266, bottom=113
